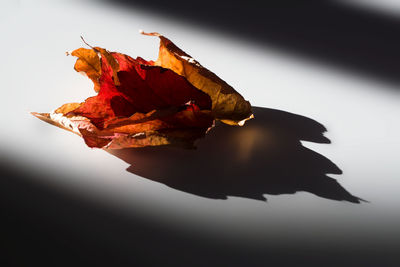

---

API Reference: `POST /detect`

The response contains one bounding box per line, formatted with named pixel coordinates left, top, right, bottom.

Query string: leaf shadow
left=107, top=106, right=362, bottom=203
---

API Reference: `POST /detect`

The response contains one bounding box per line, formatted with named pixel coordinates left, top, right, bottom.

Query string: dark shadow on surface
left=108, top=106, right=361, bottom=203
left=0, top=155, right=391, bottom=267
left=104, top=0, right=400, bottom=87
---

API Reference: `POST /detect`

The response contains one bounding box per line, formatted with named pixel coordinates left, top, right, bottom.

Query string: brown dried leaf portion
left=30, top=111, right=92, bottom=135
left=141, top=31, right=253, bottom=125
left=31, top=112, right=75, bottom=133
left=77, top=105, right=214, bottom=149
left=70, top=48, right=101, bottom=92
left=69, top=47, right=120, bottom=92
left=54, top=102, right=82, bottom=115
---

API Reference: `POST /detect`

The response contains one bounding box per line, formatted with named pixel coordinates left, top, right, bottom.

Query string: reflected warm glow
left=233, top=126, right=269, bottom=163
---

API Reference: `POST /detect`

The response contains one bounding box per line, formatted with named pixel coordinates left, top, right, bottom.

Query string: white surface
left=1, top=0, right=400, bottom=254
left=338, top=0, right=400, bottom=16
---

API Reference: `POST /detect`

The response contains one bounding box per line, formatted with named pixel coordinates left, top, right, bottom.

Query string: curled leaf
left=32, top=32, right=252, bottom=149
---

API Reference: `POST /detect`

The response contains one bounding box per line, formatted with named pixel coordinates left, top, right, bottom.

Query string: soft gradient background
left=1, top=0, right=399, bottom=266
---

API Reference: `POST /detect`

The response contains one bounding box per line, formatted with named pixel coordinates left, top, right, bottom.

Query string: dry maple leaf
left=32, top=32, right=253, bottom=149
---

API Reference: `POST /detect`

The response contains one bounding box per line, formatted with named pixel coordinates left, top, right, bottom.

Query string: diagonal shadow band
left=107, top=106, right=362, bottom=203
left=106, top=0, right=400, bottom=87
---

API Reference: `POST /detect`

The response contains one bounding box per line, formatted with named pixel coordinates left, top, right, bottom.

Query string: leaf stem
left=80, top=36, right=94, bottom=49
